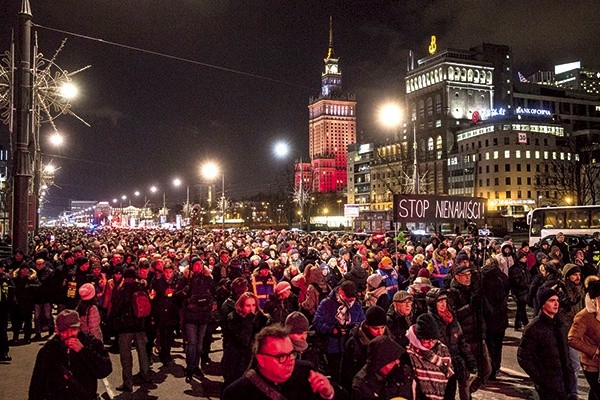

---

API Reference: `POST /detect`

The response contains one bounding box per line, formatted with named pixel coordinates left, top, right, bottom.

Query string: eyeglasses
left=258, top=350, right=299, bottom=363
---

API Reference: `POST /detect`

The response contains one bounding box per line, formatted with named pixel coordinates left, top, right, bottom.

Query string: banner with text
left=393, top=194, right=486, bottom=223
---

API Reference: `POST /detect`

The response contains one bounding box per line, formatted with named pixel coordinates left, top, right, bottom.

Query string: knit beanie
left=365, top=306, right=387, bottom=327
left=415, top=313, right=440, bottom=340
left=285, top=311, right=310, bottom=334
left=563, top=264, right=581, bottom=279
left=536, top=287, right=558, bottom=308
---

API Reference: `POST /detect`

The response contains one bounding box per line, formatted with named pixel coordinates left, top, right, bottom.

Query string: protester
left=518, top=287, right=577, bottom=400
left=352, top=335, right=414, bottom=400
left=76, top=283, right=103, bottom=342
left=29, top=309, right=112, bottom=400
left=222, top=325, right=343, bottom=400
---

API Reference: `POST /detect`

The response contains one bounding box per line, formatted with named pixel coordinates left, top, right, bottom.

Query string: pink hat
left=276, top=281, right=292, bottom=295
left=78, top=283, right=96, bottom=301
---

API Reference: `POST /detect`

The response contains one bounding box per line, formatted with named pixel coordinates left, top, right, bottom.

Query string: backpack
left=132, top=290, right=152, bottom=318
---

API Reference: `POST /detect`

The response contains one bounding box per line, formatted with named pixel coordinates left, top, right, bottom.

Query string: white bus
left=527, top=205, right=600, bottom=246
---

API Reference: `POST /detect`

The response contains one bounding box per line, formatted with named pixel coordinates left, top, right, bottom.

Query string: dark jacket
left=222, top=310, right=269, bottom=387
left=263, top=293, right=299, bottom=325
left=352, top=336, right=413, bottom=400
left=150, top=274, right=180, bottom=328
left=223, top=360, right=347, bottom=400
left=29, top=332, right=112, bottom=400
left=517, top=312, right=576, bottom=397
left=481, top=264, right=509, bottom=333
left=508, top=261, right=530, bottom=303
left=341, top=323, right=388, bottom=388
left=109, top=278, right=146, bottom=333
left=176, top=270, right=216, bottom=325
left=33, top=264, right=54, bottom=304
left=386, top=304, right=412, bottom=348
left=447, top=276, right=487, bottom=343
left=12, top=268, right=40, bottom=310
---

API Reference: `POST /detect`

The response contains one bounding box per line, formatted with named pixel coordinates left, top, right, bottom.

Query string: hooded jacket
left=352, top=336, right=413, bottom=400
left=495, top=242, right=514, bottom=276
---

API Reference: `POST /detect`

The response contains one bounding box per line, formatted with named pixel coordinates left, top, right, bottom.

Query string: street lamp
left=379, top=102, right=419, bottom=195
left=202, top=161, right=225, bottom=229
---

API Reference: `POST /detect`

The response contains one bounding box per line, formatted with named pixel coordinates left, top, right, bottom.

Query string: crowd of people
left=0, top=226, right=599, bottom=399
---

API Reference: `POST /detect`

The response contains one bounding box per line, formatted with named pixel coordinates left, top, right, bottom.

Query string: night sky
left=0, top=0, right=599, bottom=217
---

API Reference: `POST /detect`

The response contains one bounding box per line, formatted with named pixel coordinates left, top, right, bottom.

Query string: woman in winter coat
left=221, top=292, right=268, bottom=389
left=568, top=279, right=600, bottom=399
left=76, top=283, right=103, bottom=342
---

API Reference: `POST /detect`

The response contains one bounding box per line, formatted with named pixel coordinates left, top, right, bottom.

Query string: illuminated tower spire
left=321, top=16, right=341, bottom=97
left=327, top=16, right=335, bottom=60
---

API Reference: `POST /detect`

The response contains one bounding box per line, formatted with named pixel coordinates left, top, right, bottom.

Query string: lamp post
left=202, top=161, right=225, bottom=230
left=273, top=140, right=308, bottom=230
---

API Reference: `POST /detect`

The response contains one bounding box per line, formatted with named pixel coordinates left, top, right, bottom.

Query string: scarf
left=290, top=337, right=309, bottom=353
left=584, top=293, right=600, bottom=323
left=335, top=293, right=353, bottom=326
left=438, top=307, right=454, bottom=324
left=405, top=326, right=453, bottom=400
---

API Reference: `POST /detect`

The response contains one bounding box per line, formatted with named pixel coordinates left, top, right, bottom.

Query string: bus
left=527, top=205, right=600, bottom=246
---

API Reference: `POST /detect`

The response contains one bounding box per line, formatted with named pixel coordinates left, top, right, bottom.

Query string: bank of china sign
left=393, top=195, right=486, bottom=224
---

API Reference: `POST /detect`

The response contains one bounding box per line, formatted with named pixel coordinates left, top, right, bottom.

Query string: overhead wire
left=32, top=23, right=313, bottom=91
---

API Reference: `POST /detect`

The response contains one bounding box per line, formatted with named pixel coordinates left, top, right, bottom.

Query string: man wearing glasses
left=223, top=325, right=344, bottom=400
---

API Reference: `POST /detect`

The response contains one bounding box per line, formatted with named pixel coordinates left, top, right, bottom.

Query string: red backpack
left=132, top=290, right=152, bottom=318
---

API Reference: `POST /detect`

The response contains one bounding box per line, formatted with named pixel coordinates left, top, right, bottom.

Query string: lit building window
left=505, top=150, right=510, bottom=159
left=428, top=138, right=434, bottom=151
left=535, top=151, right=540, bottom=159
left=516, top=150, right=521, bottom=158
left=493, top=151, right=499, bottom=159
left=485, top=152, right=490, bottom=160
left=544, top=151, right=549, bottom=160
left=526, top=150, right=531, bottom=158
left=436, top=136, right=442, bottom=150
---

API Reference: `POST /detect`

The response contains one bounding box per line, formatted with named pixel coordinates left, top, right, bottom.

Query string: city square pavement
left=1, top=305, right=590, bottom=400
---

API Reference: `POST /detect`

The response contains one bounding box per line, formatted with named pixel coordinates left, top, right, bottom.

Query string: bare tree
left=535, top=158, right=600, bottom=205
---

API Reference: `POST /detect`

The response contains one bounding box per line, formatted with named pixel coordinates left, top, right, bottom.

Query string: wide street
left=0, top=302, right=591, bottom=400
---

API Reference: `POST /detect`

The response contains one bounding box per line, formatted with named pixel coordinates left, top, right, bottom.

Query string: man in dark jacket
left=222, top=325, right=343, bottom=400
left=109, top=267, right=151, bottom=392
left=29, top=309, right=112, bottom=400
left=518, top=287, right=577, bottom=400
left=447, top=254, right=492, bottom=394
left=508, top=251, right=530, bottom=331
left=386, top=290, right=414, bottom=348
left=11, top=263, right=40, bottom=345
left=32, top=257, right=55, bottom=340
left=481, top=257, right=509, bottom=380
left=340, top=306, right=388, bottom=390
